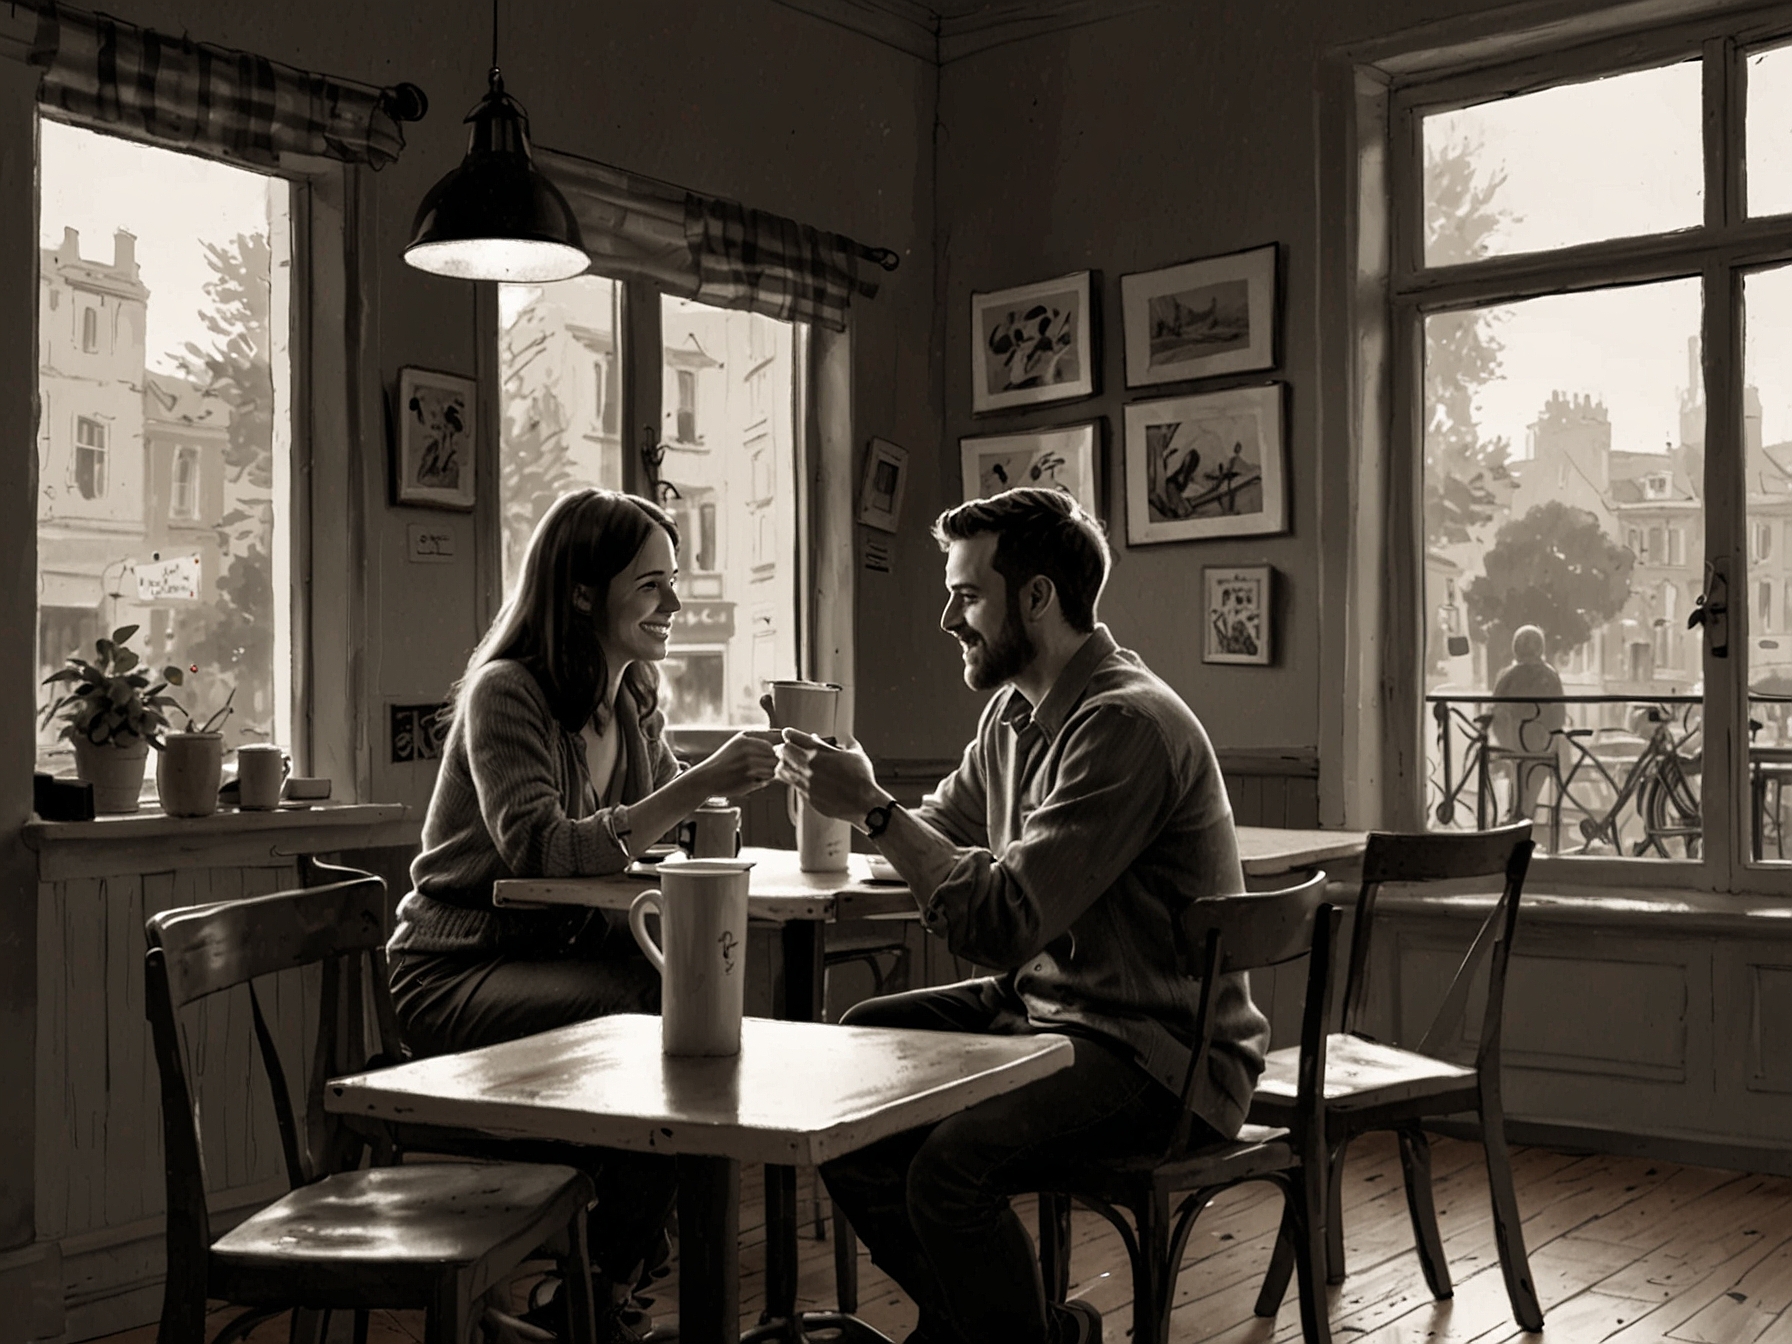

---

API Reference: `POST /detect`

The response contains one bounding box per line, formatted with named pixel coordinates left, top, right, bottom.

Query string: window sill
left=1378, top=883, right=1792, bottom=938
left=23, top=802, right=419, bottom=881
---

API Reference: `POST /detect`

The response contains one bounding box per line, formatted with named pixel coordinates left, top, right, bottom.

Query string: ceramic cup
left=236, top=744, right=289, bottom=810
left=676, top=798, right=742, bottom=859
left=629, top=859, right=754, bottom=1057
left=769, top=680, right=851, bottom=872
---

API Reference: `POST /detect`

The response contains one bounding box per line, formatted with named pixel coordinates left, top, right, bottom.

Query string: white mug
left=676, top=799, right=742, bottom=859
left=629, top=859, right=754, bottom=1056
left=769, top=681, right=851, bottom=872
left=237, top=744, right=289, bottom=811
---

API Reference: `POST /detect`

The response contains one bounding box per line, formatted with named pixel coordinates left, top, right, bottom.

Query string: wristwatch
left=863, top=799, right=900, bottom=839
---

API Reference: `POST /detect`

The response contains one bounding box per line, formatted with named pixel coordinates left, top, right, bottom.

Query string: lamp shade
left=404, top=68, right=588, bottom=283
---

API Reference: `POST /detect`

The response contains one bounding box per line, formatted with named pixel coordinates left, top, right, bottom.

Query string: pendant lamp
left=403, top=0, right=588, bottom=282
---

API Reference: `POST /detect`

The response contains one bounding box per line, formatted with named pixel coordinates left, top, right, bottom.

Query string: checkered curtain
left=539, top=147, right=893, bottom=332
left=29, top=1, right=411, bottom=169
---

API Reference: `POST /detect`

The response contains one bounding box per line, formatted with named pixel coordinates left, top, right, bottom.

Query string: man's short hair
left=932, top=487, right=1111, bottom=633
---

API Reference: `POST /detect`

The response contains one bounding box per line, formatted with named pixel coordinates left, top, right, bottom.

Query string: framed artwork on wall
left=393, top=366, right=477, bottom=510
left=960, top=421, right=1102, bottom=516
left=1202, top=565, right=1274, bottom=665
left=1120, top=243, right=1278, bottom=388
left=1123, top=384, right=1285, bottom=545
left=969, top=270, right=1097, bottom=413
left=857, top=437, right=910, bottom=533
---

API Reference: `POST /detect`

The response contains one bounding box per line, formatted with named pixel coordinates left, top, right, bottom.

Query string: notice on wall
left=135, top=554, right=201, bottom=601
left=407, top=522, right=456, bottom=562
left=862, top=536, right=892, bottom=574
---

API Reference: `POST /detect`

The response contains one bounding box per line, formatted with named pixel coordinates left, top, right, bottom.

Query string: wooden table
left=1234, top=825, right=1369, bottom=880
left=497, top=848, right=912, bottom=1333
left=326, top=1014, right=1072, bottom=1344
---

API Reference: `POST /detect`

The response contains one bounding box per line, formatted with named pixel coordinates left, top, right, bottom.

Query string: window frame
left=478, top=271, right=856, bottom=758
left=1326, top=5, right=1792, bottom=895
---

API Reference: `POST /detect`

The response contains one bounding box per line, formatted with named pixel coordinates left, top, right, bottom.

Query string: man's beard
left=962, top=598, right=1035, bottom=691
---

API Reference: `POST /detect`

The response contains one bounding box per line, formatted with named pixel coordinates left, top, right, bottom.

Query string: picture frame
left=960, top=421, right=1102, bottom=516
left=1123, top=384, right=1286, bottom=545
left=1120, top=243, right=1278, bottom=388
left=857, top=437, right=910, bottom=533
left=393, top=366, right=478, bottom=510
left=1203, top=565, right=1274, bottom=665
left=970, top=270, right=1097, bottom=414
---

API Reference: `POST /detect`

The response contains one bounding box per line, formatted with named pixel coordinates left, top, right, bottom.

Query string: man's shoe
left=1049, top=1299, right=1103, bottom=1344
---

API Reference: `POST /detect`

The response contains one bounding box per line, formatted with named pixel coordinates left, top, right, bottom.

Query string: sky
left=38, top=118, right=279, bottom=375
left=1429, top=50, right=1792, bottom=455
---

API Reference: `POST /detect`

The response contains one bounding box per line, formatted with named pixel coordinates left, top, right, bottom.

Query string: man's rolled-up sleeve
left=922, top=706, right=1177, bottom=969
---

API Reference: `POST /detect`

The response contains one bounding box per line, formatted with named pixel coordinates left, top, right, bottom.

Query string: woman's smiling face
left=599, top=526, right=681, bottom=668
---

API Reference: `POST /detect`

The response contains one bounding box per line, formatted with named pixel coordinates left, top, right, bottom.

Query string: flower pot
left=157, top=732, right=224, bottom=818
left=73, top=737, right=151, bottom=814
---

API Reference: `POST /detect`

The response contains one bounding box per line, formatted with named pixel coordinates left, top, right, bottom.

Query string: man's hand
left=775, top=729, right=886, bottom=824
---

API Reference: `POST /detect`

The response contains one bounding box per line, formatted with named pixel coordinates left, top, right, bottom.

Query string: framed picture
left=857, top=437, right=909, bottom=533
left=970, top=270, right=1097, bottom=413
left=1120, top=243, right=1278, bottom=388
left=960, top=421, right=1101, bottom=516
left=1123, top=384, right=1286, bottom=545
left=393, top=366, right=477, bottom=510
left=1203, top=565, right=1274, bottom=665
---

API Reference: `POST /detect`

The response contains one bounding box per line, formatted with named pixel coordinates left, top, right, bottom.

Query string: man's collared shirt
left=916, top=624, right=1271, bottom=1138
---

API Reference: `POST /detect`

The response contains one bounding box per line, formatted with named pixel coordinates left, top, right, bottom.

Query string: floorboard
left=82, top=1132, right=1792, bottom=1343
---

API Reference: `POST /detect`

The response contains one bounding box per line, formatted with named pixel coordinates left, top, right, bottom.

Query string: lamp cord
left=490, top=0, right=499, bottom=74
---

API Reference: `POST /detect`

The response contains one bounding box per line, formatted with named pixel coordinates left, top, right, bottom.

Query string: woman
left=388, top=488, right=778, bottom=1335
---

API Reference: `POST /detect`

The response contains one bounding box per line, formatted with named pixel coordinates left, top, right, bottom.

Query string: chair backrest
left=143, top=861, right=396, bottom=1267
left=1340, top=821, right=1534, bottom=1069
left=1171, top=872, right=1340, bottom=1156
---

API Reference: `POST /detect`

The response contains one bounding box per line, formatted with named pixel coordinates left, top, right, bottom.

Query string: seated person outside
left=1489, top=624, right=1566, bottom=826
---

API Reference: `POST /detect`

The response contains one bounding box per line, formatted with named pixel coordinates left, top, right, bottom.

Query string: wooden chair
left=1037, top=873, right=1341, bottom=1344
left=144, top=862, right=600, bottom=1344
left=1249, top=821, right=1543, bottom=1333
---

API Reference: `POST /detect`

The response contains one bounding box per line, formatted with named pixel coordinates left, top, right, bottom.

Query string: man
left=1488, top=624, right=1566, bottom=824
left=775, top=487, right=1270, bottom=1344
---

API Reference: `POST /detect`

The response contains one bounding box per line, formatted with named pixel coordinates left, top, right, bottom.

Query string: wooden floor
left=92, top=1130, right=1792, bottom=1343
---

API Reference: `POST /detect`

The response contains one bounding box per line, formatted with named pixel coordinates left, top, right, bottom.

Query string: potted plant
left=156, top=686, right=237, bottom=818
left=40, top=625, right=186, bottom=814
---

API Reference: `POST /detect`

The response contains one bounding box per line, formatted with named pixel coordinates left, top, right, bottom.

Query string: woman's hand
left=694, top=730, right=780, bottom=796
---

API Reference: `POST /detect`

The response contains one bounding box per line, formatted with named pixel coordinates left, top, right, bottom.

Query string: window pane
left=497, top=276, right=626, bottom=589
left=1748, top=43, right=1792, bottom=217
left=36, top=119, right=292, bottom=778
left=1423, top=279, right=1703, bottom=858
left=1742, top=265, right=1792, bottom=863
left=658, top=296, right=800, bottom=728
left=1422, top=61, right=1702, bottom=264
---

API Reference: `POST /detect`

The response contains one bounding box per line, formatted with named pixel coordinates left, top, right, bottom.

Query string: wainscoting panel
left=1748, top=962, right=1792, bottom=1095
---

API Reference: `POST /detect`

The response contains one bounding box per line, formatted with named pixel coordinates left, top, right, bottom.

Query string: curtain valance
left=538, top=147, right=897, bottom=333
left=28, top=1, right=424, bottom=170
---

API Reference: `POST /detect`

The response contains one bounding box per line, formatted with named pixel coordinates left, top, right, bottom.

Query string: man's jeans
left=820, top=978, right=1211, bottom=1342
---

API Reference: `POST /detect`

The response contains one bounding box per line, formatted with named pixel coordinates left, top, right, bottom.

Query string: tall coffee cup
left=628, top=859, right=753, bottom=1056
left=769, top=680, right=852, bottom=872
left=236, top=744, right=289, bottom=811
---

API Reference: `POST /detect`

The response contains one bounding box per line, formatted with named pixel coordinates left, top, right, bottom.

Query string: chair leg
left=1132, top=1190, right=1172, bottom=1344
left=1254, top=1203, right=1297, bottom=1318
left=832, top=1200, right=860, bottom=1315
left=1396, top=1125, right=1453, bottom=1300
left=1324, top=1138, right=1349, bottom=1284
left=1038, top=1193, right=1073, bottom=1303
left=288, top=1309, right=328, bottom=1344
left=426, top=1276, right=475, bottom=1344
left=560, top=1212, right=599, bottom=1344
left=1292, top=1166, right=1334, bottom=1344
left=1480, top=1098, right=1545, bottom=1332
left=352, top=1312, right=370, bottom=1344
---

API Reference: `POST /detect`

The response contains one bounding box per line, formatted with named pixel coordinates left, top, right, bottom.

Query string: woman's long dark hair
left=452, top=489, right=680, bottom=734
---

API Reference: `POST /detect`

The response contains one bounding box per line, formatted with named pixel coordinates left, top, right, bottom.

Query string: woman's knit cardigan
left=388, top=659, right=680, bottom=957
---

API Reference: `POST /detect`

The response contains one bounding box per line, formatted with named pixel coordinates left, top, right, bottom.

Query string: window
left=36, top=118, right=293, bottom=777
left=170, top=445, right=198, bottom=519
left=496, top=283, right=805, bottom=731
left=1400, top=28, right=1792, bottom=884
left=74, top=416, right=106, bottom=498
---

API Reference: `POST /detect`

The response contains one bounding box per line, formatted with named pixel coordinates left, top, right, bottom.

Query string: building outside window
left=1402, top=22, right=1792, bottom=886
left=35, top=117, right=292, bottom=776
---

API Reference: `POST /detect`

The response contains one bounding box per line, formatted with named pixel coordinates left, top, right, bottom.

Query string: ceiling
left=771, top=0, right=1158, bottom=64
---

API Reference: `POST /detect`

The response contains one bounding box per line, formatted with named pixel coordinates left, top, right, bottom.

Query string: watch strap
left=864, top=800, right=898, bottom=839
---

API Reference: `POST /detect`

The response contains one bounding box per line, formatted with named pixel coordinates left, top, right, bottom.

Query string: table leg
left=759, top=921, right=824, bottom=1332
left=676, top=1153, right=739, bottom=1344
